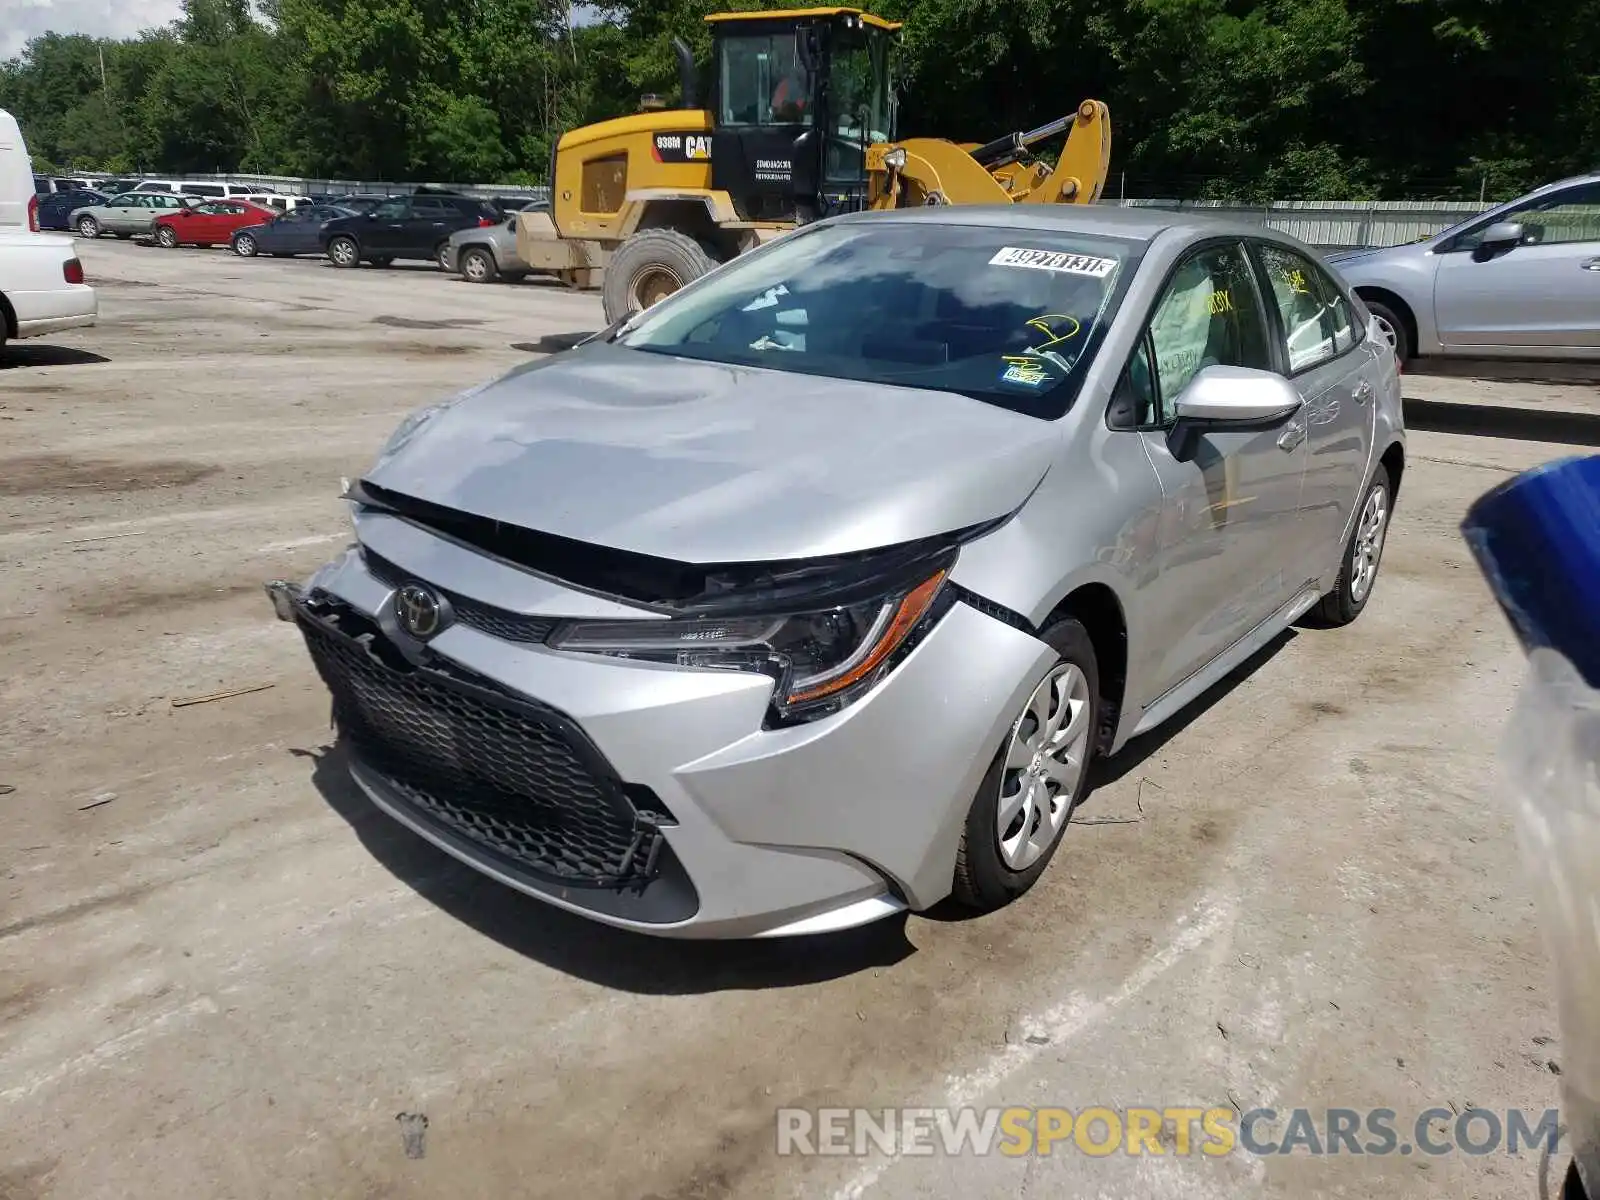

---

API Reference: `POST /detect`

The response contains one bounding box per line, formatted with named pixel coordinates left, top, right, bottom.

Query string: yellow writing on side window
left=1206, top=290, right=1234, bottom=316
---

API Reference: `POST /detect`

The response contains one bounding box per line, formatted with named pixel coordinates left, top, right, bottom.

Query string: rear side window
left=1256, top=243, right=1356, bottom=372
left=188, top=184, right=224, bottom=197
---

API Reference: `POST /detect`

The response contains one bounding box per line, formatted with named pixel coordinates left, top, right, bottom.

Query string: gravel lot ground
left=3, top=238, right=1598, bottom=1200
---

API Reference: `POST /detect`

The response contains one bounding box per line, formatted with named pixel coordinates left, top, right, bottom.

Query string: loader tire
left=602, top=228, right=717, bottom=325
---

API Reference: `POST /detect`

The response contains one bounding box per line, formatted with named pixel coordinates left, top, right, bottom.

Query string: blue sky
left=2, top=1, right=603, bottom=60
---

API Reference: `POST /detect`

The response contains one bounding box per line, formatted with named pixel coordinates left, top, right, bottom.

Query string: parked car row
left=58, top=183, right=551, bottom=284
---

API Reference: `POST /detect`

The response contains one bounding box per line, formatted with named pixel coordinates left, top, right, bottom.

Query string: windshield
left=618, top=221, right=1141, bottom=418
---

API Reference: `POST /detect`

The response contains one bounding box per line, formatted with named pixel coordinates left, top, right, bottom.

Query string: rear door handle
left=1582, top=257, right=1600, bottom=271
left=1277, top=417, right=1307, bottom=452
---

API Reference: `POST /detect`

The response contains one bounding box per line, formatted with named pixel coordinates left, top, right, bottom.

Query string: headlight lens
left=548, top=567, right=952, bottom=722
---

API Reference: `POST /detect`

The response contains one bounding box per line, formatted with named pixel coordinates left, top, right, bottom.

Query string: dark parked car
left=231, top=204, right=355, bottom=258
left=37, top=188, right=107, bottom=230
left=327, top=194, right=390, bottom=214
left=320, top=193, right=501, bottom=268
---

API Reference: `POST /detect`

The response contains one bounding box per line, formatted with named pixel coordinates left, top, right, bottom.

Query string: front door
left=362, top=197, right=412, bottom=253
left=1434, top=181, right=1600, bottom=350
left=1127, top=241, right=1310, bottom=700
left=104, top=194, right=145, bottom=232
left=268, top=208, right=310, bottom=252
left=1252, top=241, right=1377, bottom=563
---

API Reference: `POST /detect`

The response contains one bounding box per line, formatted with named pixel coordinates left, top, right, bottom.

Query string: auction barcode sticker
left=989, top=247, right=1118, bottom=277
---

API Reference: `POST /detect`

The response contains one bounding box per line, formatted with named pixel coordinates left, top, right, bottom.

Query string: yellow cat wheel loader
left=518, top=6, right=1112, bottom=324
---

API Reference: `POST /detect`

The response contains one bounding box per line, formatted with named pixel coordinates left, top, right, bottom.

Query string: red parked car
left=152, top=200, right=277, bottom=249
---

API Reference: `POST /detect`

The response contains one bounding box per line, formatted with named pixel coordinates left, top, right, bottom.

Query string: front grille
left=361, top=548, right=557, bottom=644
left=294, top=598, right=670, bottom=889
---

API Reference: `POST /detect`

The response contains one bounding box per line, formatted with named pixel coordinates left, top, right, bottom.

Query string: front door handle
left=1353, top=379, right=1373, bottom=404
left=1582, top=257, right=1600, bottom=271
left=1277, top=417, right=1307, bottom=452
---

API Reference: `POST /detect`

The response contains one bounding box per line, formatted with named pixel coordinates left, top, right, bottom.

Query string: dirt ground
left=3, top=238, right=1598, bottom=1200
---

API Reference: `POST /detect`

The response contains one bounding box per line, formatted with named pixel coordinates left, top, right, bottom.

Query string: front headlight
left=547, top=566, right=953, bottom=723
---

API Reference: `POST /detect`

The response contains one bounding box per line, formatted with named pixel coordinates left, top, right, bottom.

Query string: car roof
left=827, top=202, right=1308, bottom=248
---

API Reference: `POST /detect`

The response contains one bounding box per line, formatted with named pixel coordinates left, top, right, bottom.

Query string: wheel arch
left=0, top=290, right=16, bottom=341
left=1354, top=286, right=1417, bottom=356
left=1039, top=581, right=1129, bottom=755
left=1379, top=439, right=1405, bottom=507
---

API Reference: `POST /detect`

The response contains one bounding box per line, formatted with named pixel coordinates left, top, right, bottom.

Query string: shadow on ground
left=0, top=344, right=111, bottom=369
left=296, top=743, right=915, bottom=992
left=1403, top=398, right=1600, bottom=448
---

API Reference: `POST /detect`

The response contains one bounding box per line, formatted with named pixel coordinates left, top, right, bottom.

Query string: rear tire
left=327, top=236, right=359, bottom=268
left=951, top=618, right=1100, bottom=912
left=1315, top=464, right=1393, bottom=627
left=435, top=242, right=451, bottom=270
left=1366, top=300, right=1411, bottom=364
left=77, top=216, right=100, bottom=238
left=601, top=228, right=717, bottom=325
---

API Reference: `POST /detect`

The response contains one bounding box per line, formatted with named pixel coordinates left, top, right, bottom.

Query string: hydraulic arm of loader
left=868, top=100, right=1111, bottom=209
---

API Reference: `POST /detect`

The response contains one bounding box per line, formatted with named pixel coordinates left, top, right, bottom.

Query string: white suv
left=0, top=229, right=97, bottom=350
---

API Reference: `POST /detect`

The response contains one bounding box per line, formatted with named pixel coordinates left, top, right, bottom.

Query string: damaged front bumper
left=266, top=526, right=1054, bottom=939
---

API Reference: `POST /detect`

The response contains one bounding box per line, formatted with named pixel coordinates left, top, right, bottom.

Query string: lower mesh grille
left=294, top=598, right=670, bottom=889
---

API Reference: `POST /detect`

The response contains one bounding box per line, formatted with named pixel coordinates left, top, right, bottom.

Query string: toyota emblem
left=395, top=584, right=445, bottom=640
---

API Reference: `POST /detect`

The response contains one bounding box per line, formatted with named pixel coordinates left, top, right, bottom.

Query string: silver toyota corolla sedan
left=267, top=205, right=1405, bottom=939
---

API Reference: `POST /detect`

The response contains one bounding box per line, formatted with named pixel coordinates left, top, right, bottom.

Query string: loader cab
left=705, top=8, right=898, bottom=222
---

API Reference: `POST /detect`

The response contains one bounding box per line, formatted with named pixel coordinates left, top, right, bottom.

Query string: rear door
left=1251, top=240, right=1377, bottom=568
left=104, top=193, right=144, bottom=232
left=1123, top=240, right=1311, bottom=698
left=405, top=197, right=454, bottom=255
left=1434, top=181, right=1600, bottom=350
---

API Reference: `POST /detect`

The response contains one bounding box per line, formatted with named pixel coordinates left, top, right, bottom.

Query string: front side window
left=719, top=33, right=809, bottom=126
left=823, top=30, right=892, bottom=183
left=1257, top=243, right=1355, bottom=372
left=619, top=222, right=1140, bottom=418
left=193, top=202, right=227, bottom=215
left=1138, top=243, right=1271, bottom=423
left=1455, top=183, right=1600, bottom=250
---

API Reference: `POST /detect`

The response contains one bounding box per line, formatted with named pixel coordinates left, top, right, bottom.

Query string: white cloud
left=2, top=0, right=185, bottom=61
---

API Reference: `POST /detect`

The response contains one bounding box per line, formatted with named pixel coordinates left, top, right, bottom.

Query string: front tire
left=156, top=225, right=179, bottom=249
left=233, top=232, right=258, bottom=257
left=1315, top=464, right=1393, bottom=627
left=327, top=236, right=359, bottom=268
left=460, top=247, right=496, bottom=283
left=1366, top=300, right=1411, bottom=364
left=952, top=618, right=1100, bottom=912
left=601, top=228, right=718, bottom=324
left=77, top=216, right=100, bottom=238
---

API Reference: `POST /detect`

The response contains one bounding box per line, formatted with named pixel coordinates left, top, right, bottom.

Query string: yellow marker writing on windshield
left=1025, top=313, right=1082, bottom=353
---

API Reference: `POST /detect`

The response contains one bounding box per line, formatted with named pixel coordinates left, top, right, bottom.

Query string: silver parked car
left=267, top=206, right=1404, bottom=939
left=443, top=201, right=547, bottom=283
left=1329, top=172, right=1600, bottom=362
left=71, top=191, right=195, bottom=239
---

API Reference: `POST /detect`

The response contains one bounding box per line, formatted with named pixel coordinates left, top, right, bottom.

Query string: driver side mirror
left=1479, top=220, right=1524, bottom=249
left=1168, top=365, right=1302, bottom=461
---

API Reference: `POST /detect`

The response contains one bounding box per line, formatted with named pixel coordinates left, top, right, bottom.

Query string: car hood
left=361, top=343, right=1059, bottom=564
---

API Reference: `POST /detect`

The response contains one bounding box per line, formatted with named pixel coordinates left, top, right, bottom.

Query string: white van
left=0, top=109, right=38, bottom=231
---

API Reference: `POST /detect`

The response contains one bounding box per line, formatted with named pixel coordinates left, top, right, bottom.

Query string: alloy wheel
left=1349, top=484, right=1390, bottom=603
left=235, top=234, right=256, bottom=257
left=996, top=663, right=1093, bottom=871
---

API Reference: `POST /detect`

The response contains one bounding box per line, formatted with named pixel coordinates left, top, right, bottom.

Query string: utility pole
left=98, top=45, right=107, bottom=90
